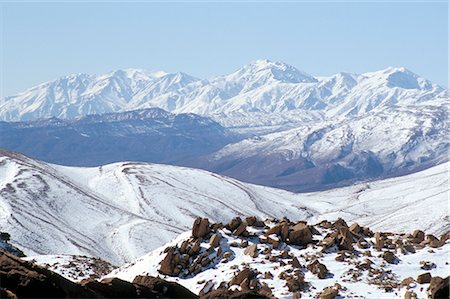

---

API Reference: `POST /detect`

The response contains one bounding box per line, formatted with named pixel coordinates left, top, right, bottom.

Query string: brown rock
left=349, top=223, right=362, bottom=235
left=417, top=272, right=432, bottom=284
left=285, top=274, right=307, bottom=292
left=400, top=277, right=416, bottom=288
left=428, top=276, right=449, bottom=299
left=333, top=218, right=348, bottom=228
left=288, top=223, right=313, bottom=246
left=411, top=230, right=425, bottom=243
left=404, top=290, right=418, bottom=299
left=159, top=247, right=177, bottom=275
left=319, top=286, right=339, bottom=299
left=244, top=244, right=258, bottom=258
left=290, top=257, right=302, bottom=268
left=229, top=268, right=258, bottom=286
left=374, top=232, right=385, bottom=250
left=267, top=224, right=283, bottom=235
left=228, top=217, right=242, bottom=231
left=382, top=251, right=397, bottom=264
left=209, top=233, right=222, bottom=248
left=245, top=216, right=257, bottom=226
left=307, top=259, right=329, bottom=279
left=192, top=217, right=210, bottom=239
left=337, top=227, right=354, bottom=251
left=233, top=222, right=248, bottom=236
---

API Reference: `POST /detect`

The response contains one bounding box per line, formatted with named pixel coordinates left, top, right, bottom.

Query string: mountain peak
left=221, top=59, right=318, bottom=86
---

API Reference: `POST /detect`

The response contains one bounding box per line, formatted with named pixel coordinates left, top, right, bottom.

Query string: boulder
left=229, top=268, right=258, bottom=286
left=192, top=218, right=210, bottom=239
left=411, top=230, right=425, bottom=243
left=284, top=274, right=307, bottom=292
left=288, top=223, right=313, bottom=246
left=233, top=222, right=248, bottom=236
left=307, top=259, right=329, bottom=279
left=337, top=227, right=354, bottom=251
left=319, top=286, right=339, bottom=299
left=244, top=244, right=259, bottom=258
left=159, top=247, right=177, bottom=275
left=417, top=272, right=432, bottom=284
left=209, top=234, right=222, bottom=248
left=349, top=223, right=362, bottom=235
left=428, top=276, right=449, bottom=299
left=228, top=217, right=243, bottom=231
left=382, top=251, right=397, bottom=264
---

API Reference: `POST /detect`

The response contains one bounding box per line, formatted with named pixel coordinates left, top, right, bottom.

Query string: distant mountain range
left=1, top=59, right=447, bottom=122
left=0, top=60, right=448, bottom=191
left=0, top=108, right=235, bottom=166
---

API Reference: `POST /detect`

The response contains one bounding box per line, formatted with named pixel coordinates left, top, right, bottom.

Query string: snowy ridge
left=0, top=150, right=448, bottom=265
left=1, top=60, right=447, bottom=123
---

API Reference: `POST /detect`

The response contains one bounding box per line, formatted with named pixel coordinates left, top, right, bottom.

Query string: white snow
left=0, top=150, right=448, bottom=265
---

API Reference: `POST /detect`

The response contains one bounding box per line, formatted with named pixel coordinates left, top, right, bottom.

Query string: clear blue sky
left=1, top=1, right=448, bottom=96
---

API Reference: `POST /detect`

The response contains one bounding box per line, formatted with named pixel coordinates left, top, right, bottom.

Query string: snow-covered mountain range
left=1, top=60, right=447, bottom=124
left=0, top=150, right=448, bottom=265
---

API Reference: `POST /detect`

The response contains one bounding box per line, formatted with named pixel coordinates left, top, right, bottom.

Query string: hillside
left=0, top=150, right=448, bottom=265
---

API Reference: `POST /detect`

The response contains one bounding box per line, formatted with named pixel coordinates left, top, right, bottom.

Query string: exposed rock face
left=133, top=275, right=197, bottom=298
left=0, top=250, right=195, bottom=298
left=428, top=276, right=449, bottom=299
left=150, top=217, right=449, bottom=298
left=192, top=218, right=210, bottom=239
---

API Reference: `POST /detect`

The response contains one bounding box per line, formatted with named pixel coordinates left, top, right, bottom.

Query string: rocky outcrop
left=0, top=250, right=195, bottom=298
left=151, top=217, right=449, bottom=298
left=133, top=275, right=197, bottom=298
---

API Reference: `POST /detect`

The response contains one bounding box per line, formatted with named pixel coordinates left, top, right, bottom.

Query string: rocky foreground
left=1, top=216, right=449, bottom=298
left=108, top=217, right=450, bottom=299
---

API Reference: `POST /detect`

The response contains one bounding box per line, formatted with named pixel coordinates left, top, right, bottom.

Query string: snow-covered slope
left=0, top=150, right=448, bottom=265
left=1, top=60, right=447, bottom=123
